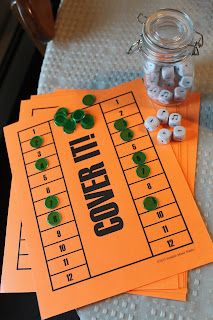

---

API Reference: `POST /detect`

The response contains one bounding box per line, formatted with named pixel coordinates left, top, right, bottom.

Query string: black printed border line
left=17, top=222, right=31, bottom=271
left=16, top=91, right=193, bottom=291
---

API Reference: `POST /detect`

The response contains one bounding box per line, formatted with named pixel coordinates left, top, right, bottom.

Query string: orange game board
left=4, top=80, right=213, bottom=319
left=3, top=84, right=194, bottom=300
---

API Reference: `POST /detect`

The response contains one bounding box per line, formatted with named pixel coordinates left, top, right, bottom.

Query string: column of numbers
left=18, top=122, right=90, bottom=290
left=100, top=92, right=192, bottom=257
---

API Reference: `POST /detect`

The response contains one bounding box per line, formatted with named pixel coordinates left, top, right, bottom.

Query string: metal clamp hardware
left=137, top=12, right=148, bottom=25
left=127, top=39, right=143, bottom=55
left=189, top=31, right=204, bottom=56
left=127, top=13, right=147, bottom=54
left=195, top=31, right=204, bottom=47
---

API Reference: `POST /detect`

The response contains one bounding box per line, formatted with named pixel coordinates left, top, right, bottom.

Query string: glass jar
left=128, top=8, right=203, bottom=105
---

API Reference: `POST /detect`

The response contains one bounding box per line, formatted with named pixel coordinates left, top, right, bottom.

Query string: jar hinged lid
left=127, top=9, right=203, bottom=63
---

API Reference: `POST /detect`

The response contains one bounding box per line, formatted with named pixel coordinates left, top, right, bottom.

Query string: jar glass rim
left=143, top=8, right=194, bottom=50
left=140, top=8, right=195, bottom=63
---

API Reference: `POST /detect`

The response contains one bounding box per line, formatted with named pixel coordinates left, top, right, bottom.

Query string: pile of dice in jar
left=144, top=60, right=193, bottom=104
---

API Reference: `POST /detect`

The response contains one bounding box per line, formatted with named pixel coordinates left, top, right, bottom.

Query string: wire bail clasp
left=189, top=31, right=204, bottom=56
left=137, top=12, right=148, bottom=24
left=127, top=12, right=148, bottom=54
left=127, top=39, right=143, bottom=55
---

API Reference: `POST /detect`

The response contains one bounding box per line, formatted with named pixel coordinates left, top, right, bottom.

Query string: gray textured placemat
left=38, top=1, right=213, bottom=319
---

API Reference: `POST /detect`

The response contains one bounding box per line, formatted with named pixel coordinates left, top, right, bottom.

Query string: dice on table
left=156, top=108, right=169, bottom=124
left=179, top=76, right=193, bottom=89
left=157, top=128, right=172, bottom=144
left=175, top=62, right=193, bottom=77
left=161, top=66, right=175, bottom=81
left=147, top=85, right=160, bottom=99
left=174, top=86, right=187, bottom=101
left=144, top=116, right=160, bottom=132
left=173, top=126, right=186, bottom=141
left=158, top=89, right=173, bottom=104
left=168, top=113, right=182, bottom=127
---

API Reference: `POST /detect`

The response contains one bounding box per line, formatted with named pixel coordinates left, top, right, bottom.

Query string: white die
left=147, top=85, right=160, bottom=99
left=158, top=90, right=173, bottom=104
left=145, top=72, right=160, bottom=86
left=169, top=113, right=182, bottom=127
left=179, top=76, right=193, bottom=89
left=157, top=128, right=172, bottom=144
left=175, top=62, right=193, bottom=77
left=144, top=116, right=160, bottom=132
left=144, top=61, right=160, bottom=73
left=173, top=126, right=186, bottom=141
left=156, top=108, right=169, bottom=124
left=174, top=87, right=187, bottom=101
left=161, top=66, right=175, bottom=81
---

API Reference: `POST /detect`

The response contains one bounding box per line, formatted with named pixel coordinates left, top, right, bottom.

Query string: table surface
left=38, top=0, right=213, bottom=319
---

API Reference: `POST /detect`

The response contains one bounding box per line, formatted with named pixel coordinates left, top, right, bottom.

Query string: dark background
left=0, top=1, right=79, bottom=319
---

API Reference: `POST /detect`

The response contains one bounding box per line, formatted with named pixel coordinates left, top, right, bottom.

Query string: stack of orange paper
left=1, top=79, right=213, bottom=319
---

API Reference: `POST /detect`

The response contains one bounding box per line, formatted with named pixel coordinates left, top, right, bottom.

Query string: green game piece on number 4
left=30, top=136, right=43, bottom=148
left=45, top=195, right=59, bottom=209
left=143, top=196, right=158, bottom=211
left=120, top=128, right=134, bottom=142
left=47, top=211, right=61, bottom=226
left=35, top=158, right=48, bottom=171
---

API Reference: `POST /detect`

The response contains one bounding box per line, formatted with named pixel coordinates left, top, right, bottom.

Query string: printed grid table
left=100, top=92, right=192, bottom=256
left=16, top=91, right=193, bottom=291
left=18, top=121, right=90, bottom=291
